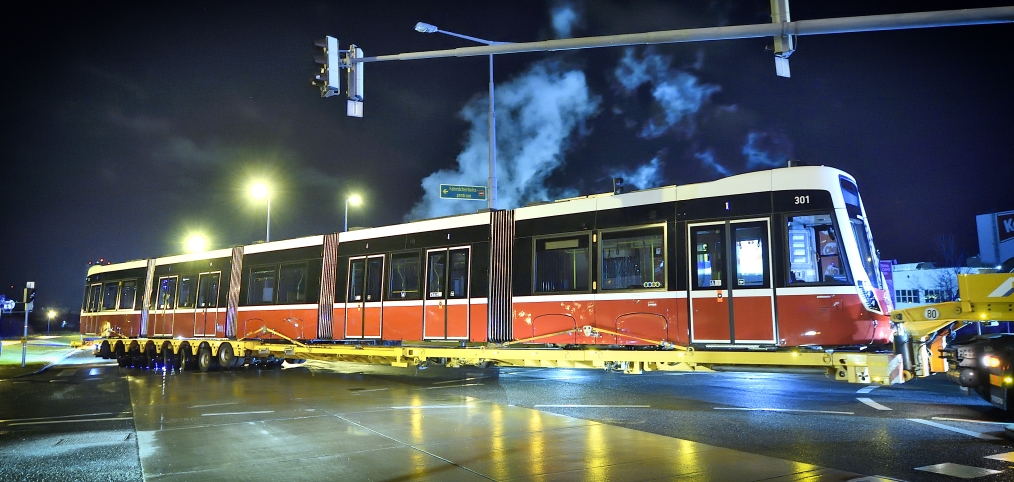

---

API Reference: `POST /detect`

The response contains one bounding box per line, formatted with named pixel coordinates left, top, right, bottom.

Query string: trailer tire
left=115, top=346, right=128, bottom=367
left=146, top=345, right=159, bottom=370
left=217, top=343, right=235, bottom=369
left=179, top=346, right=196, bottom=372
left=99, top=342, right=111, bottom=359
left=162, top=346, right=177, bottom=372
left=197, top=345, right=213, bottom=373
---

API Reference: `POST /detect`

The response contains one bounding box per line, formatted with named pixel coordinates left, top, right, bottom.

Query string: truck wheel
left=99, top=342, right=111, bottom=359
left=197, top=345, right=213, bottom=373
left=115, top=346, right=128, bottom=367
left=217, top=343, right=235, bottom=369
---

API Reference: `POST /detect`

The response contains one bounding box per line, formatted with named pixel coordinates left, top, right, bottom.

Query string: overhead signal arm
left=314, top=6, right=1013, bottom=114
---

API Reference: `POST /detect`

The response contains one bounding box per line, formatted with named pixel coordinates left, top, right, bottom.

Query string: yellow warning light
left=791, top=351, right=799, bottom=357
left=1005, top=376, right=1013, bottom=385
left=873, top=377, right=882, bottom=383
left=983, top=355, right=1002, bottom=368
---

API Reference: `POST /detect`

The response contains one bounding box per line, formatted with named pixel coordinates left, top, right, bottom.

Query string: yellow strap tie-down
left=502, top=325, right=683, bottom=350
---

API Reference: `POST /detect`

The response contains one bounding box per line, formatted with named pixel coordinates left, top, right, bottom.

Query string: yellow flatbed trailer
left=91, top=324, right=905, bottom=386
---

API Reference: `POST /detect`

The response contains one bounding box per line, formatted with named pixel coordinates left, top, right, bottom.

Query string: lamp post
left=47, top=310, right=55, bottom=336
left=415, top=22, right=508, bottom=211
left=344, top=194, right=362, bottom=232
left=250, top=183, right=271, bottom=242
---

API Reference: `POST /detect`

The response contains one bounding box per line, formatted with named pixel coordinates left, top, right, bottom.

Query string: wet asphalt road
left=0, top=356, right=139, bottom=481
left=2, top=350, right=1013, bottom=481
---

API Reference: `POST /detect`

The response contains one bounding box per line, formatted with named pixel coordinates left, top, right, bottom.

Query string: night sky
left=2, top=1, right=1011, bottom=313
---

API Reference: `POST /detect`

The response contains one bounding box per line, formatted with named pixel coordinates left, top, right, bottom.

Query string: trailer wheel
left=217, top=343, right=235, bottom=369
left=99, top=342, right=111, bottom=359
left=146, top=345, right=159, bottom=370
left=115, top=346, right=128, bottom=367
left=162, top=346, right=177, bottom=372
left=128, top=346, right=143, bottom=369
left=179, top=346, right=196, bottom=372
left=197, top=345, right=213, bottom=373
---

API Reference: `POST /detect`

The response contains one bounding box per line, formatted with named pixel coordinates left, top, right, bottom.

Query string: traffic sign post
left=440, top=184, right=487, bottom=201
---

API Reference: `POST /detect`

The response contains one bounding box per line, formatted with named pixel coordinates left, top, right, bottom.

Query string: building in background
left=973, top=209, right=1014, bottom=271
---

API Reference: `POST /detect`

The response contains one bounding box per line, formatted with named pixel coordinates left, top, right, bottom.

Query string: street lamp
left=415, top=22, right=508, bottom=211
left=184, top=233, right=209, bottom=253
left=47, top=310, right=55, bottom=336
left=344, top=194, right=362, bottom=232
left=250, top=182, right=271, bottom=242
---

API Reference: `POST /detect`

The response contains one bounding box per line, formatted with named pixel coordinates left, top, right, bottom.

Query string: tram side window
left=86, top=284, right=102, bottom=312
left=692, top=228, right=724, bottom=289
left=118, top=280, right=137, bottom=310
left=278, top=263, right=308, bottom=303
left=389, top=252, right=421, bottom=300
left=448, top=249, right=469, bottom=299
left=178, top=275, right=197, bottom=308
left=101, top=282, right=119, bottom=311
left=600, top=227, right=665, bottom=290
left=786, top=214, right=848, bottom=284
left=534, top=235, right=590, bottom=293
left=248, top=268, right=277, bottom=304
left=155, top=277, right=178, bottom=309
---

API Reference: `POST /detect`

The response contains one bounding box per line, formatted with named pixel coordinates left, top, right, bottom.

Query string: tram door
left=345, top=255, right=384, bottom=339
left=423, top=247, right=470, bottom=340
left=688, top=219, right=776, bottom=344
left=193, top=272, right=221, bottom=337
left=152, top=276, right=178, bottom=336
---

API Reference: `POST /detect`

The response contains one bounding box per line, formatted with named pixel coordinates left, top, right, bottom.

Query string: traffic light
left=24, top=282, right=35, bottom=313
left=346, top=45, right=364, bottom=117
left=770, top=0, right=794, bottom=78
left=313, top=36, right=340, bottom=97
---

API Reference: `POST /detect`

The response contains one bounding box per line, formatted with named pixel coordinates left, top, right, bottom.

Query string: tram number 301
left=794, top=195, right=810, bottom=205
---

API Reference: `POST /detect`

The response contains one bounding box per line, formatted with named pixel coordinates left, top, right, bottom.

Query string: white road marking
left=434, top=376, right=487, bottom=384
left=0, top=412, right=119, bottom=423
left=56, top=369, right=77, bottom=377
left=931, top=417, right=1010, bottom=425
left=201, top=411, right=274, bottom=417
left=984, top=451, right=1014, bottom=462
left=9, top=417, right=133, bottom=426
left=536, top=404, right=650, bottom=408
left=390, top=405, right=476, bottom=409
left=351, top=388, right=389, bottom=393
left=856, top=385, right=879, bottom=394
left=423, top=383, right=483, bottom=389
left=908, top=418, right=1001, bottom=440
left=714, top=407, right=854, bottom=415
left=188, top=402, right=239, bottom=409
left=856, top=397, right=892, bottom=411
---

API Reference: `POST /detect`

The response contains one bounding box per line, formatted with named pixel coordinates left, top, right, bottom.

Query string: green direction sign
left=440, top=184, right=486, bottom=201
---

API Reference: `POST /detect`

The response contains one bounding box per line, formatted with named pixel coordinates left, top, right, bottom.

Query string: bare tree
left=929, top=233, right=970, bottom=302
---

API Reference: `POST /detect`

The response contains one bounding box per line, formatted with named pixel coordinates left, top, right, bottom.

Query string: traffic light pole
left=354, top=7, right=1012, bottom=66
left=22, top=282, right=34, bottom=368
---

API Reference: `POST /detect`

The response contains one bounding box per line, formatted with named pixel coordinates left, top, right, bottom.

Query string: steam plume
left=406, top=60, right=600, bottom=220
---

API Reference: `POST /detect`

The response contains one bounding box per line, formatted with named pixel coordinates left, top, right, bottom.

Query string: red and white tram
left=80, top=165, right=893, bottom=352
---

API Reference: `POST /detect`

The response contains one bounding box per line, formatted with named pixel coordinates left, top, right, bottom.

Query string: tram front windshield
left=840, top=177, right=881, bottom=289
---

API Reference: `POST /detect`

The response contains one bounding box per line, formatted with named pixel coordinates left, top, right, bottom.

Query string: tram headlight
left=857, top=280, right=881, bottom=313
